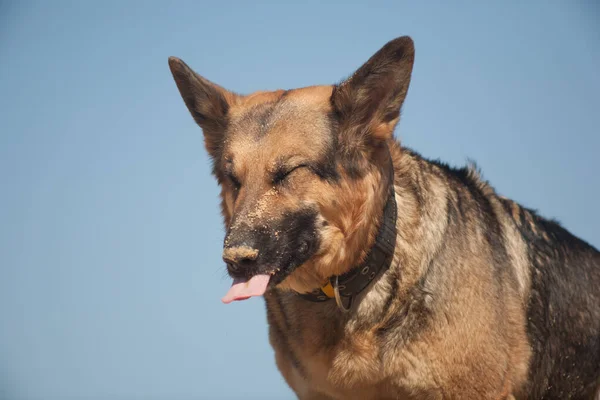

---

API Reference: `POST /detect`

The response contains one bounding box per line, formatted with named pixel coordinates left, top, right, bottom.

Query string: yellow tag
left=321, top=281, right=335, bottom=298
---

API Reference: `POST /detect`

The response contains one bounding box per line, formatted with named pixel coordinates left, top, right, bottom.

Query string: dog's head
left=168, top=37, right=414, bottom=302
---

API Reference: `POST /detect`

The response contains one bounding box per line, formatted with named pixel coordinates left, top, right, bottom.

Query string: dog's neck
left=298, top=173, right=398, bottom=310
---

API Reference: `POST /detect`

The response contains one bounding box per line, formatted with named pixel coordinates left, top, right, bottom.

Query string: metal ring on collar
left=333, top=275, right=353, bottom=313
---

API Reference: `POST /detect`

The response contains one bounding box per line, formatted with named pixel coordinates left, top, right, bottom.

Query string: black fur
left=269, top=208, right=321, bottom=286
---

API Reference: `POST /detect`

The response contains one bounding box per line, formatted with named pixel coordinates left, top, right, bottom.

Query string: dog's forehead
left=224, top=86, right=334, bottom=165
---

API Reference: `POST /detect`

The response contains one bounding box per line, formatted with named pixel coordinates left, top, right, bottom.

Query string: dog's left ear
left=331, top=36, right=415, bottom=143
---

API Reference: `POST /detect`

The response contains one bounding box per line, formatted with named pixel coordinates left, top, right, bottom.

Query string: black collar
left=299, top=178, right=397, bottom=309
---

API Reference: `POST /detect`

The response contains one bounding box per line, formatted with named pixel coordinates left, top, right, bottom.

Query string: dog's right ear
left=168, top=57, right=238, bottom=159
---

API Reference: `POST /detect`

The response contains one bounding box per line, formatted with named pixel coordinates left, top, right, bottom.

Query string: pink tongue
left=222, top=274, right=271, bottom=304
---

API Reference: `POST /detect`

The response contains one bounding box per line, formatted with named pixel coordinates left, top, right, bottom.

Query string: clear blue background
left=1, top=1, right=598, bottom=399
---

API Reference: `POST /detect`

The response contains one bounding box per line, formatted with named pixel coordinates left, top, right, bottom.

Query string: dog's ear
left=331, top=36, right=414, bottom=144
left=168, top=57, right=238, bottom=159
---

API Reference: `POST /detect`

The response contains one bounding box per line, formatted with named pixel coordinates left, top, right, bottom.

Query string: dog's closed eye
left=273, top=165, right=308, bottom=185
left=227, top=173, right=242, bottom=190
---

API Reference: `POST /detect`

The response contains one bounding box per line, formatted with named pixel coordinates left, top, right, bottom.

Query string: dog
left=168, top=36, right=600, bottom=399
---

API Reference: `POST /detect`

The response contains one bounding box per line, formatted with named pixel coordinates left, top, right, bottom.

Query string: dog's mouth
left=221, top=262, right=299, bottom=304
left=221, top=274, right=272, bottom=304
left=221, top=253, right=314, bottom=304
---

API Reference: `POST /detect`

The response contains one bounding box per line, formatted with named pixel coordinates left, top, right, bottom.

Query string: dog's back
left=414, top=154, right=600, bottom=399
left=499, top=197, right=600, bottom=398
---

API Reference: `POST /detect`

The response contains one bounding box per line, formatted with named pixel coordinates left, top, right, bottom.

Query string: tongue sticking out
left=222, top=274, right=271, bottom=304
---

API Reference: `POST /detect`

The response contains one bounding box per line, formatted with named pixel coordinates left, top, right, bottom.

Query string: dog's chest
left=269, top=310, right=407, bottom=399
left=300, top=354, right=396, bottom=400
left=284, top=348, right=415, bottom=400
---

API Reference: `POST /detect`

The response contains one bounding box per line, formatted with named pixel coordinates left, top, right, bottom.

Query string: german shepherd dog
left=168, top=36, right=600, bottom=399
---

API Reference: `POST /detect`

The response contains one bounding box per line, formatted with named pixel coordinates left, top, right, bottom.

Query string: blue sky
left=1, top=1, right=598, bottom=399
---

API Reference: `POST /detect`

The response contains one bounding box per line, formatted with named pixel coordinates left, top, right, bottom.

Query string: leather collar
left=299, top=174, right=397, bottom=309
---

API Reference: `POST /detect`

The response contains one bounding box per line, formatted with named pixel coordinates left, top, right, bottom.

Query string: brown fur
left=168, top=36, right=600, bottom=399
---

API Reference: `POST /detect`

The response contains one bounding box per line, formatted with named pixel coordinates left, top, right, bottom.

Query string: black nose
left=222, top=246, right=260, bottom=276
